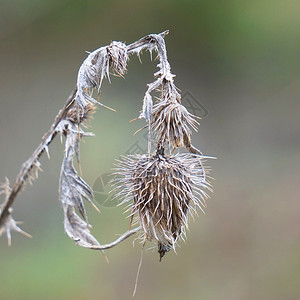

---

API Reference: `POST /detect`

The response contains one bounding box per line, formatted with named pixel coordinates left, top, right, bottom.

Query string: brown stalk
left=0, top=88, right=77, bottom=229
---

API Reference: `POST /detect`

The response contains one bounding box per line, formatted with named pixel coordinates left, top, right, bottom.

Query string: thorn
left=129, top=117, right=138, bottom=123
left=17, top=228, right=32, bottom=239
left=90, top=88, right=94, bottom=97
left=137, top=53, right=142, bottom=64
left=106, top=71, right=111, bottom=84
left=45, top=146, right=50, bottom=159
left=133, top=127, right=145, bottom=136
left=99, top=103, right=116, bottom=112
left=101, top=250, right=109, bottom=263
left=7, top=232, right=11, bottom=247
left=90, top=201, right=101, bottom=214
left=35, top=163, right=42, bottom=172
left=78, top=161, right=83, bottom=177
left=112, top=72, right=124, bottom=78
left=129, top=214, right=134, bottom=230
left=160, top=30, right=169, bottom=37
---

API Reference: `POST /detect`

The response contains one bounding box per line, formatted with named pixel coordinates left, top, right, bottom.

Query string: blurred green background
left=0, top=1, right=300, bottom=299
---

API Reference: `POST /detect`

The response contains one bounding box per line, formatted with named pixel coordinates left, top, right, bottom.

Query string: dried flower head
left=114, top=148, right=211, bottom=260
left=74, top=41, right=128, bottom=115
left=151, top=100, right=199, bottom=151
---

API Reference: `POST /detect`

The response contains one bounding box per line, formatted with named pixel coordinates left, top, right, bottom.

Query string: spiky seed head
left=151, top=100, right=199, bottom=151
left=114, top=150, right=210, bottom=260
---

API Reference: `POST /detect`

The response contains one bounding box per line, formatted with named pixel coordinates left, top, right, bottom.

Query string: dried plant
left=113, top=30, right=213, bottom=260
left=0, top=30, right=213, bottom=261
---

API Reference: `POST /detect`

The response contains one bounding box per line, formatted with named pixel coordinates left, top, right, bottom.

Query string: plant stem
left=0, top=88, right=77, bottom=228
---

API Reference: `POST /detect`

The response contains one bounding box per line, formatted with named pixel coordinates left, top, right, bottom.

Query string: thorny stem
left=0, top=30, right=169, bottom=246
left=0, top=88, right=77, bottom=229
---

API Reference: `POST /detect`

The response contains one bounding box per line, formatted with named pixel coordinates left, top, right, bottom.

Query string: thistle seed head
left=151, top=100, right=199, bottom=151
left=114, top=151, right=210, bottom=260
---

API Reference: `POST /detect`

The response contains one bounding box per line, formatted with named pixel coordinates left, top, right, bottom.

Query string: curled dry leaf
left=58, top=121, right=101, bottom=249
left=75, top=46, right=109, bottom=110
left=75, top=41, right=128, bottom=112
left=63, top=205, right=100, bottom=249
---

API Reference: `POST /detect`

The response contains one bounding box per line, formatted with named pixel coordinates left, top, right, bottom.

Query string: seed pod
left=114, top=149, right=210, bottom=260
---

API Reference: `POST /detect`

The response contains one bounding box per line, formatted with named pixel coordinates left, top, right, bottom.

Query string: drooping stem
left=0, top=88, right=77, bottom=228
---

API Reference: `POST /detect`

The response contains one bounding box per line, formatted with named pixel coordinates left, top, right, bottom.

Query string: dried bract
left=151, top=100, right=199, bottom=151
left=66, top=102, right=96, bottom=125
left=58, top=121, right=101, bottom=249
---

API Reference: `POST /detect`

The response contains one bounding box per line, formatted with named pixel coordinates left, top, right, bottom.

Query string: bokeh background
left=0, top=1, right=300, bottom=299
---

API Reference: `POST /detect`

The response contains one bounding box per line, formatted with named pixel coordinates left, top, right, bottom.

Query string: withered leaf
left=63, top=204, right=101, bottom=249
left=58, top=123, right=101, bottom=249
